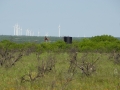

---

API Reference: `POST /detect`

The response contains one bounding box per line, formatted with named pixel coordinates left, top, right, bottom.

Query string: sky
left=0, top=0, right=120, bottom=37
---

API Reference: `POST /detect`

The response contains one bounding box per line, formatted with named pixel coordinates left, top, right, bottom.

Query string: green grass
left=0, top=52, right=120, bottom=90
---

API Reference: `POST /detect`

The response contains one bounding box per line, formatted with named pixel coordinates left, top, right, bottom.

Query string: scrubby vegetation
left=0, top=35, right=120, bottom=90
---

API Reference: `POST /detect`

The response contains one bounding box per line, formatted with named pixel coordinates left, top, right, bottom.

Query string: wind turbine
left=26, top=29, right=29, bottom=36
left=13, top=24, right=17, bottom=35
left=58, top=24, right=60, bottom=37
left=14, top=23, right=22, bottom=36
left=16, top=24, right=19, bottom=36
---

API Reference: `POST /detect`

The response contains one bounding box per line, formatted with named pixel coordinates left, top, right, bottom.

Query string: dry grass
left=0, top=52, right=120, bottom=90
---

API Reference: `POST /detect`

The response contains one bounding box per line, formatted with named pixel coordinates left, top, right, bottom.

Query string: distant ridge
left=0, top=35, right=119, bottom=43
left=0, top=35, right=84, bottom=43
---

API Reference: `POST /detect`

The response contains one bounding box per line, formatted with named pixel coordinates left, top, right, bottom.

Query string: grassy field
left=0, top=52, right=120, bottom=90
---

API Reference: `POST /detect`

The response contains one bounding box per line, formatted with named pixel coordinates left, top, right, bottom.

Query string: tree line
left=0, top=35, right=120, bottom=53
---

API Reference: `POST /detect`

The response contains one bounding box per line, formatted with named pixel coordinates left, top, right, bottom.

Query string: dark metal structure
left=64, top=36, right=72, bottom=44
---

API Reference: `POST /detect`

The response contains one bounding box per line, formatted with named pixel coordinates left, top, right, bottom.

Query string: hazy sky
left=0, top=0, right=120, bottom=37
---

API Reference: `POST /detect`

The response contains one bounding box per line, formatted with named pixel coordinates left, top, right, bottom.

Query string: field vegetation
left=0, top=35, right=120, bottom=90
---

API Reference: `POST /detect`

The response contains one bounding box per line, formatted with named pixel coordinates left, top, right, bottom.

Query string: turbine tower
left=26, top=29, right=29, bottom=36
left=58, top=24, right=60, bottom=37
left=13, top=24, right=22, bottom=36
left=13, top=25, right=16, bottom=35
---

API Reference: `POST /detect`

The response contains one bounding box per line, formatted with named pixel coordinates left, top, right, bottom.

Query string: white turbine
left=27, top=29, right=32, bottom=36
left=13, top=25, right=16, bottom=35
left=26, top=29, right=29, bottom=36
left=16, top=24, right=19, bottom=36
left=58, top=24, right=60, bottom=37
left=13, top=24, right=22, bottom=36
left=13, top=24, right=17, bottom=36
